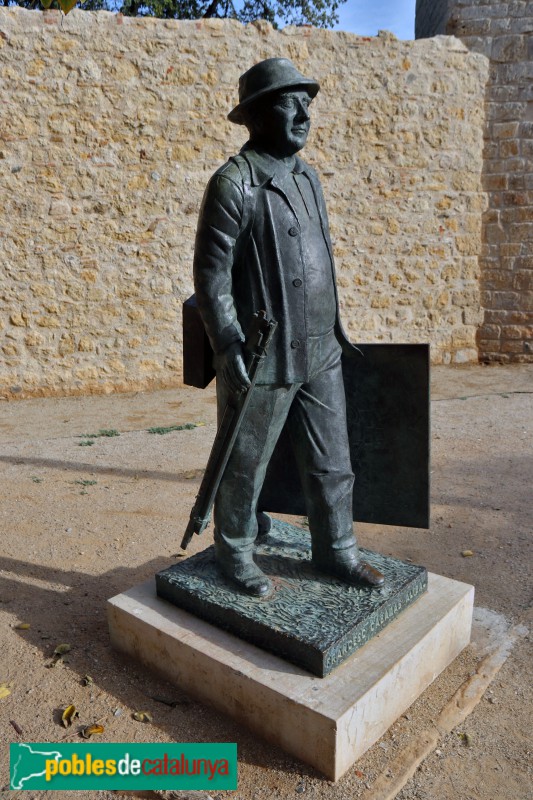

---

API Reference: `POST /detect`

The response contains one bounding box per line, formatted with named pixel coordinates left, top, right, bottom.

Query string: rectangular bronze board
left=259, top=344, right=430, bottom=528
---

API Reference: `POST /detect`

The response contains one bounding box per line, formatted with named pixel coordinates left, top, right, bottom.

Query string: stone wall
left=416, top=0, right=533, bottom=362
left=0, top=8, right=488, bottom=398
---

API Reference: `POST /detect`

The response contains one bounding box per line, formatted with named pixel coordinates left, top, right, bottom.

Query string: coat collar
left=239, top=142, right=308, bottom=186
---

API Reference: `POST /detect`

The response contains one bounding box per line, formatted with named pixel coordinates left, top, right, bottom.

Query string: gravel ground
left=0, top=363, right=531, bottom=800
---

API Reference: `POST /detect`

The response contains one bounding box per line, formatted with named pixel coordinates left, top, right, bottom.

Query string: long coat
left=193, top=144, right=354, bottom=385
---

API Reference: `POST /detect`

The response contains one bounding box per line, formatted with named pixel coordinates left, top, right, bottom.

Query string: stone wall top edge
left=0, top=5, right=335, bottom=33
left=0, top=4, right=486, bottom=62
left=0, top=5, right=372, bottom=39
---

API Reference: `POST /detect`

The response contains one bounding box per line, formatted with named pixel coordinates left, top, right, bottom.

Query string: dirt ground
left=0, top=363, right=531, bottom=800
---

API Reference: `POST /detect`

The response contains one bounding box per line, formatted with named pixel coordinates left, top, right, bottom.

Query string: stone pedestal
left=108, top=571, right=473, bottom=781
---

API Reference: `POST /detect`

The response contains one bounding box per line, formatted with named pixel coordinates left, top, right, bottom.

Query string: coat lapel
left=269, top=173, right=300, bottom=223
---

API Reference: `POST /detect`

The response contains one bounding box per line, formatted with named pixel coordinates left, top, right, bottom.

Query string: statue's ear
left=242, top=102, right=265, bottom=138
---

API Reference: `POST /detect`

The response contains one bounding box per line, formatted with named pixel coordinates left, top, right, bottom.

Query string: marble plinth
left=108, top=571, right=473, bottom=781
left=156, top=521, right=428, bottom=677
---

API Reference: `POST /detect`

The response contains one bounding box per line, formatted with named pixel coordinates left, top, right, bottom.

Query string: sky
left=333, top=0, right=417, bottom=40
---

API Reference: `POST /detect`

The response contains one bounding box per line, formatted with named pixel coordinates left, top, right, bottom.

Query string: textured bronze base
left=156, top=520, right=427, bottom=677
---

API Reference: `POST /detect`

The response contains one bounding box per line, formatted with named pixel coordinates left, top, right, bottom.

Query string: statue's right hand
left=216, top=342, right=251, bottom=395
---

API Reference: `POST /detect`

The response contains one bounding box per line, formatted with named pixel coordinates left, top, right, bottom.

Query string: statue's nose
left=295, top=102, right=310, bottom=122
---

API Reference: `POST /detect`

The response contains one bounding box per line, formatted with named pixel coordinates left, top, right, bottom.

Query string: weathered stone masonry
left=0, top=8, right=488, bottom=397
left=417, top=0, right=533, bottom=362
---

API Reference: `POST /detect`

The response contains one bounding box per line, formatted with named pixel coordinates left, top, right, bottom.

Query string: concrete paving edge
left=359, top=619, right=529, bottom=800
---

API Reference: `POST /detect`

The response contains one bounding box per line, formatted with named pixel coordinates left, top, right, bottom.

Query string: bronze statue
left=192, top=58, right=385, bottom=597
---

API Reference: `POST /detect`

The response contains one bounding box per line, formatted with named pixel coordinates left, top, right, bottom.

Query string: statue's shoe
left=313, top=557, right=385, bottom=588
left=219, top=560, right=273, bottom=597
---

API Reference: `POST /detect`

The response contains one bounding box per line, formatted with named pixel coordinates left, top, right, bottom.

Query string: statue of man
left=193, top=58, right=385, bottom=597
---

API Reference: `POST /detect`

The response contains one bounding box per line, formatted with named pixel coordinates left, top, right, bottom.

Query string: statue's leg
left=287, top=335, right=385, bottom=587
left=287, top=356, right=356, bottom=561
left=214, top=379, right=296, bottom=595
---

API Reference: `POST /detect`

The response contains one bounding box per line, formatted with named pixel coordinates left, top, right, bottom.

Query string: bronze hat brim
left=228, top=79, right=320, bottom=125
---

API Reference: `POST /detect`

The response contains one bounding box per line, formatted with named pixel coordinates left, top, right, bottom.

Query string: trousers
left=214, top=330, right=358, bottom=568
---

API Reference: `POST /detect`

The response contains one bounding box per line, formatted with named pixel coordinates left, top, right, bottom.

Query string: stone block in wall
left=452, top=17, right=492, bottom=36
left=508, top=1, right=531, bottom=17
left=457, top=35, right=493, bottom=56
left=487, top=101, right=527, bottom=121
left=491, top=34, right=528, bottom=61
left=509, top=16, right=533, bottom=34
left=455, top=3, right=511, bottom=17
left=501, top=339, right=527, bottom=353
left=490, top=18, right=513, bottom=34
left=476, top=338, right=502, bottom=354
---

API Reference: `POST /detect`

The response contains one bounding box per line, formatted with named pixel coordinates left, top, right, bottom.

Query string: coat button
left=291, top=339, right=301, bottom=349
left=288, top=227, right=298, bottom=237
left=292, top=278, right=302, bottom=287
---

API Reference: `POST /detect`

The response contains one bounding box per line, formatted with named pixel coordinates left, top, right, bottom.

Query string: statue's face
left=254, top=89, right=312, bottom=157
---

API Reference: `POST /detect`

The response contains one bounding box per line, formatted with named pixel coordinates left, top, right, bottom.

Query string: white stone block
left=108, top=572, right=473, bottom=781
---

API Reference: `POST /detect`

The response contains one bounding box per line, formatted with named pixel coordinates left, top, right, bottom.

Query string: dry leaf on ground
left=0, top=683, right=12, bottom=700
left=61, top=704, right=79, bottom=728
left=81, top=724, right=105, bottom=738
left=132, top=711, right=153, bottom=723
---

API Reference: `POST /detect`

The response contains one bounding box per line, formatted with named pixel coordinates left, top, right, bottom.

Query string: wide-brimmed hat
left=228, top=57, right=320, bottom=125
